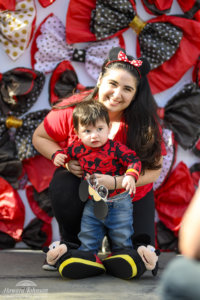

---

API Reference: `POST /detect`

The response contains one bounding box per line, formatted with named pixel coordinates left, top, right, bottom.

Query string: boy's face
left=75, top=119, right=110, bottom=148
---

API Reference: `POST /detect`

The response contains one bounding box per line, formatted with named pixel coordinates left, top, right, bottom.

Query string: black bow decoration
left=67, top=0, right=200, bottom=94
left=0, top=68, right=45, bottom=117
left=0, top=110, right=49, bottom=160
left=14, top=109, right=50, bottom=160
left=157, top=82, right=200, bottom=156
left=49, top=60, right=90, bottom=105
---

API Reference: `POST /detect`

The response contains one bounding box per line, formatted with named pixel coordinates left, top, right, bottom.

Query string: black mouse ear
left=108, top=47, right=126, bottom=61
left=137, top=57, right=151, bottom=76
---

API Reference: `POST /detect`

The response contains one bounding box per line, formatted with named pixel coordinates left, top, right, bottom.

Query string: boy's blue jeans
left=78, top=192, right=134, bottom=254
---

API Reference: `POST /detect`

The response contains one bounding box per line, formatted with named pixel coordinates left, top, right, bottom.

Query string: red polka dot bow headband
left=118, top=51, right=143, bottom=67
left=105, top=48, right=149, bottom=78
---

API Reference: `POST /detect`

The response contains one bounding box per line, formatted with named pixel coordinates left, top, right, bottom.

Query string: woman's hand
left=67, top=160, right=83, bottom=178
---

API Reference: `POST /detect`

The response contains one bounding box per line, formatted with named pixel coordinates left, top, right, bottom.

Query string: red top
left=44, top=92, right=166, bottom=201
left=53, top=139, right=141, bottom=198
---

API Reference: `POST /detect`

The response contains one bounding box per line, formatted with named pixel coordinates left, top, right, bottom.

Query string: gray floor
left=0, top=249, right=176, bottom=299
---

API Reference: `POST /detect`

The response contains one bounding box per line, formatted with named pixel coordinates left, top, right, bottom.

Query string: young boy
left=52, top=100, right=141, bottom=254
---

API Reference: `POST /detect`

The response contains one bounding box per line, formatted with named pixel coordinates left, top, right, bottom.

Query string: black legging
left=49, top=167, right=155, bottom=246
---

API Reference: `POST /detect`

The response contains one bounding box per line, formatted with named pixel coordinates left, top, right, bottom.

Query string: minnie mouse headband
left=105, top=47, right=150, bottom=78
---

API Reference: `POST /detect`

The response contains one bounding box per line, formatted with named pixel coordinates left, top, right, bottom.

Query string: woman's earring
left=96, top=73, right=102, bottom=88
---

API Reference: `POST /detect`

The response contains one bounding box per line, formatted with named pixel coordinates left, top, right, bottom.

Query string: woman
left=32, top=47, right=165, bottom=255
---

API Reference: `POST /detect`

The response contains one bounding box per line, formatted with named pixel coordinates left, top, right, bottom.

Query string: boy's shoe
left=42, top=259, right=57, bottom=271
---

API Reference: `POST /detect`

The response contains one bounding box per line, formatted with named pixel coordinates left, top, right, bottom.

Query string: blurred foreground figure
left=160, top=186, right=200, bottom=300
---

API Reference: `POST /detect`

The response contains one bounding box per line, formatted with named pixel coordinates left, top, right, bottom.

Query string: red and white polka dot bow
left=0, top=0, right=36, bottom=61
left=118, top=51, right=143, bottom=67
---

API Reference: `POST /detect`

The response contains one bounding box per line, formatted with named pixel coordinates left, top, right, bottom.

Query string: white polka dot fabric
left=33, top=14, right=122, bottom=81
left=0, top=0, right=36, bottom=60
left=153, top=128, right=176, bottom=191
left=90, top=0, right=183, bottom=69
left=91, top=0, right=136, bottom=39
left=15, top=109, right=49, bottom=160
left=138, top=22, right=183, bottom=69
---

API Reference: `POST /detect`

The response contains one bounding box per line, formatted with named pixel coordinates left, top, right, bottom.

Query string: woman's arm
left=32, top=121, right=63, bottom=160
left=32, top=121, right=83, bottom=177
left=136, top=158, right=163, bottom=187
left=94, top=156, right=163, bottom=190
left=179, top=186, right=200, bottom=259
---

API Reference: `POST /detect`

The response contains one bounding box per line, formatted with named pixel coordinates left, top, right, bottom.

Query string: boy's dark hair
left=73, top=100, right=110, bottom=131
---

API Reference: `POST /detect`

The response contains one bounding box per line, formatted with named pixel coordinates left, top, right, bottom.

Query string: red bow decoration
left=118, top=51, right=143, bottom=67
left=154, top=162, right=195, bottom=236
left=49, top=60, right=89, bottom=105
left=141, top=0, right=173, bottom=15
left=177, top=0, right=200, bottom=21
left=38, top=0, right=56, bottom=7
left=0, top=177, right=25, bottom=241
left=0, top=0, right=15, bottom=10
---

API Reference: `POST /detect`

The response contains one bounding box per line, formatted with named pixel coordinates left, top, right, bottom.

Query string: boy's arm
left=52, top=144, right=75, bottom=166
left=116, top=142, right=141, bottom=182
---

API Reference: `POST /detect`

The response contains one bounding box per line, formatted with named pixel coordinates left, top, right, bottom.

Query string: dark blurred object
left=157, top=82, right=200, bottom=155
left=22, top=218, right=52, bottom=250
left=156, top=221, right=178, bottom=252
left=26, top=185, right=53, bottom=223
left=0, top=231, right=16, bottom=249
left=0, top=131, right=22, bottom=188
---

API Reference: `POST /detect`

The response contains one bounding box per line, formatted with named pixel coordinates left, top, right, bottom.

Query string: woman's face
left=98, top=68, right=138, bottom=115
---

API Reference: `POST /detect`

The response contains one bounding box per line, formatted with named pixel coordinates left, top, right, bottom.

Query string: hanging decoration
left=0, top=177, right=25, bottom=241
left=157, top=81, right=200, bottom=156
left=0, top=0, right=36, bottom=60
left=141, top=0, right=173, bottom=15
left=31, top=13, right=125, bottom=81
left=66, top=0, right=200, bottom=93
left=154, top=162, right=195, bottom=236
left=49, top=60, right=93, bottom=105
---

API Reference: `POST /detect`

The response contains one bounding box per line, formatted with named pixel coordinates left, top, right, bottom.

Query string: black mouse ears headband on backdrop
left=105, top=47, right=150, bottom=78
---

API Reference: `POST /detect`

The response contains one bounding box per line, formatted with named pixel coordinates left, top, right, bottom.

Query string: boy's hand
left=122, top=175, right=136, bottom=195
left=53, top=153, right=68, bottom=167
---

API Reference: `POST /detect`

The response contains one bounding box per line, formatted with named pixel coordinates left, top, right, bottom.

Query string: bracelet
left=65, top=162, right=70, bottom=171
left=114, top=176, right=117, bottom=190
left=51, top=152, right=56, bottom=161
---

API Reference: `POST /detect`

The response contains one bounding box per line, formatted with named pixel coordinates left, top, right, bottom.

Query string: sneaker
left=42, top=259, right=57, bottom=271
